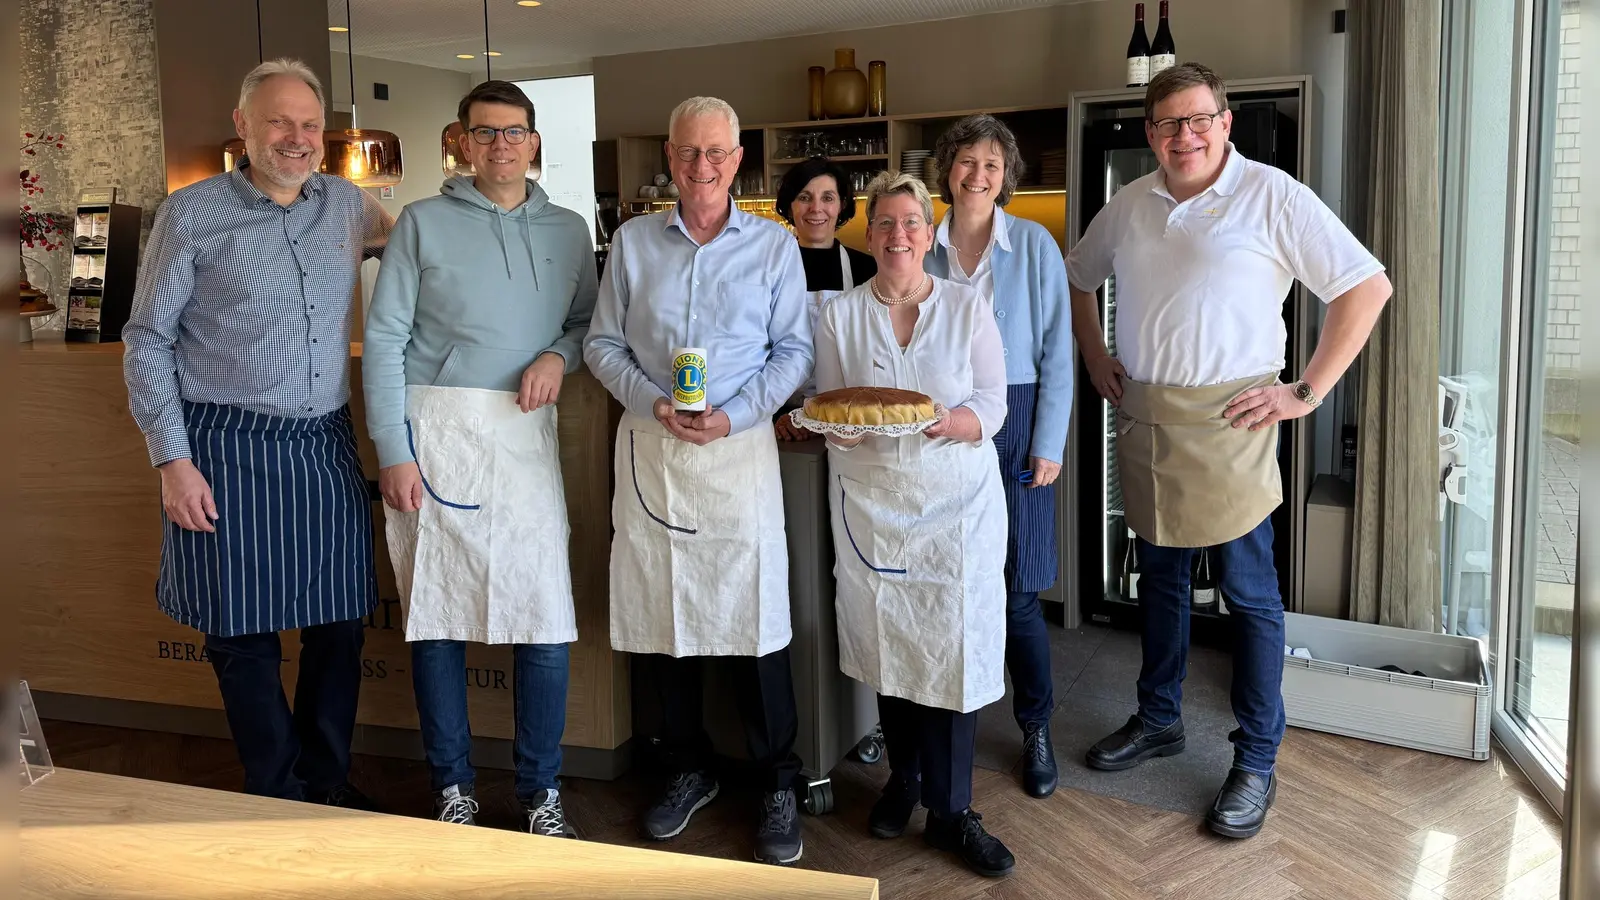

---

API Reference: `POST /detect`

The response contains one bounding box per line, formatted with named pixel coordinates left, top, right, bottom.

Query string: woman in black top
left=774, top=156, right=877, bottom=440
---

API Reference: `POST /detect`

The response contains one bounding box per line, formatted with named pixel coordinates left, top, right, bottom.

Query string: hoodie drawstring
left=522, top=213, right=541, bottom=292
left=492, top=209, right=512, bottom=277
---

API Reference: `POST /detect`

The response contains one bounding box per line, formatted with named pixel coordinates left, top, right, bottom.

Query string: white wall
left=330, top=51, right=473, bottom=217
left=517, top=75, right=598, bottom=248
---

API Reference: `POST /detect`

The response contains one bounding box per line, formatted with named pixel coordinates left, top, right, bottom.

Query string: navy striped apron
left=156, top=401, right=376, bottom=637
left=993, top=382, right=1058, bottom=592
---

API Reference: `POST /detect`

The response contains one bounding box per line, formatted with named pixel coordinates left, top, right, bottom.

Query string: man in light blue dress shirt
left=123, top=59, right=391, bottom=808
left=583, top=96, right=811, bottom=866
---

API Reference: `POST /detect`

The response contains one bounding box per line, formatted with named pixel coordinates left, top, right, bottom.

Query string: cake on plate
left=804, top=386, right=936, bottom=426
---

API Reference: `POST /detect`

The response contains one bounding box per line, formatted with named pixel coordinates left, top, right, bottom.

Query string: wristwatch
left=1292, top=380, right=1321, bottom=409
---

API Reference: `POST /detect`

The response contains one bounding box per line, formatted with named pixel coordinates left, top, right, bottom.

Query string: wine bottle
left=1124, top=529, right=1141, bottom=600
left=1191, top=547, right=1217, bottom=611
left=1126, top=3, right=1151, bottom=88
left=1151, top=1, right=1176, bottom=78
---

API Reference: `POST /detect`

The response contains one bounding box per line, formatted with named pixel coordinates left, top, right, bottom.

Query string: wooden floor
left=37, top=719, right=1564, bottom=899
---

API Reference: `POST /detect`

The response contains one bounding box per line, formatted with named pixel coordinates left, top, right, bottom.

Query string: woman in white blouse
left=811, top=171, right=1015, bottom=878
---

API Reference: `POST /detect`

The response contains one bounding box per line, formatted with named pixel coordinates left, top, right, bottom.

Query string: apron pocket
left=629, top=429, right=697, bottom=534
left=407, top=417, right=485, bottom=511
left=837, top=474, right=910, bottom=574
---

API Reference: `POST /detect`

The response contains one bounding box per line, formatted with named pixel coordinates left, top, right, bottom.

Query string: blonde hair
left=864, top=171, right=935, bottom=225
left=667, top=96, right=740, bottom=147
left=238, top=58, right=326, bottom=113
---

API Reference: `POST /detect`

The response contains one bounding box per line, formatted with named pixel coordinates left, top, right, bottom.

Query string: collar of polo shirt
left=1152, top=141, right=1245, bottom=203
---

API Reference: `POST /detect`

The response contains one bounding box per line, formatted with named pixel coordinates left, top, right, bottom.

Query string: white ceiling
left=325, top=0, right=1080, bottom=74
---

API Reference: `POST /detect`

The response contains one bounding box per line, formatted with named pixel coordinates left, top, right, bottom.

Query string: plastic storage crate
left=1281, top=612, right=1492, bottom=760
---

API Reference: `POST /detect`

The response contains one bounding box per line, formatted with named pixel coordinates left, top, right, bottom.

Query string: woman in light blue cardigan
left=924, top=114, right=1075, bottom=800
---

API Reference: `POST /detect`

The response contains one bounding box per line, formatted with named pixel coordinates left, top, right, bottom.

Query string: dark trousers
left=877, top=694, right=979, bottom=818
left=205, top=618, right=365, bottom=800
left=1006, top=590, right=1055, bottom=728
left=652, top=647, right=803, bottom=792
left=1135, top=515, right=1286, bottom=775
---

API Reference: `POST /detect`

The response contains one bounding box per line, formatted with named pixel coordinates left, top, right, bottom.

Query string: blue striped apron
left=993, top=382, right=1058, bottom=592
left=156, top=401, right=377, bottom=637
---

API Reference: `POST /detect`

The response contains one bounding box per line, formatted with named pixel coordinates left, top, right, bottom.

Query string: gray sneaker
left=754, top=788, right=803, bottom=865
left=641, top=771, right=719, bottom=841
left=524, top=788, right=578, bottom=838
left=433, top=783, right=478, bottom=826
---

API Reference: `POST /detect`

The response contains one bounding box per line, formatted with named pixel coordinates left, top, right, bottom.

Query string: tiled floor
left=1535, top=435, right=1578, bottom=586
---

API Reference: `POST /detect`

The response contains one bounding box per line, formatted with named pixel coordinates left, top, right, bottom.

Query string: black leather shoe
left=1206, top=767, right=1275, bottom=838
left=1020, top=720, right=1058, bottom=798
left=923, top=808, right=1015, bottom=877
left=867, top=774, right=920, bottom=839
left=1085, top=715, right=1186, bottom=771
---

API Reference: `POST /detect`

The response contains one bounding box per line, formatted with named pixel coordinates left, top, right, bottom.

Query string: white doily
left=787, top=404, right=947, bottom=439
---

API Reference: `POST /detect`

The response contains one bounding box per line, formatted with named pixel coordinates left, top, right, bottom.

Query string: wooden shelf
left=769, top=155, right=888, bottom=164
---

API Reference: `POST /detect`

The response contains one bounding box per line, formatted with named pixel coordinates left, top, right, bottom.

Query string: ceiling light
left=456, top=53, right=475, bottom=59
left=485, top=51, right=502, bottom=56
left=328, top=26, right=348, bottom=32
left=517, top=1, right=542, bottom=6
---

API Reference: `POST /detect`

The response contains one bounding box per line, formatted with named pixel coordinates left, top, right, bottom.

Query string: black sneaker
left=433, top=783, right=478, bottom=826
left=524, top=788, right=578, bottom=839
left=753, top=788, right=803, bottom=865
left=641, top=771, right=719, bottom=841
left=1020, top=720, right=1059, bottom=798
left=868, top=774, right=920, bottom=839
left=312, top=783, right=378, bottom=811
left=923, top=808, right=1016, bottom=877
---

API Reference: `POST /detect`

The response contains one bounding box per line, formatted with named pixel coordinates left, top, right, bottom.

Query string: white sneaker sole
left=647, top=783, right=720, bottom=841
left=755, top=839, right=803, bottom=866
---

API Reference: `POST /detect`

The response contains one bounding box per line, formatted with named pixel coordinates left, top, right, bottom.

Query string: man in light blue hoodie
left=363, top=80, right=597, bottom=838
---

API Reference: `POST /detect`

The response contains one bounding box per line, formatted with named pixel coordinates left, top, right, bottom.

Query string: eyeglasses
left=1149, top=112, right=1223, bottom=137
left=870, top=215, right=927, bottom=233
left=468, top=126, right=532, bottom=145
left=670, top=143, right=734, bottom=165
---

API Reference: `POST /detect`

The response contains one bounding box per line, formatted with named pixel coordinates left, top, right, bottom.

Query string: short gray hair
left=667, top=96, right=740, bottom=147
left=933, top=114, right=1025, bottom=207
left=238, top=58, right=326, bottom=114
left=864, top=171, right=935, bottom=227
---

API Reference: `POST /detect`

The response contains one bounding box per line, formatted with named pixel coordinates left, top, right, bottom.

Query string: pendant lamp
left=439, top=0, right=541, bottom=181
left=325, top=0, right=403, bottom=187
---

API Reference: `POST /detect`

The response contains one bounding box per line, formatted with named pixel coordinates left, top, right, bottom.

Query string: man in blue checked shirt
left=122, top=58, right=392, bottom=808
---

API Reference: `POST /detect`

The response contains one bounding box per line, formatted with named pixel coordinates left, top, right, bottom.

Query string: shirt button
left=997, top=310, right=1006, bottom=319
left=312, top=338, right=319, bottom=343
left=1003, top=349, right=1010, bottom=357
left=691, top=314, right=698, bottom=321
left=315, top=373, right=321, bottom=378
left=310, top=305, right=316, bottom=310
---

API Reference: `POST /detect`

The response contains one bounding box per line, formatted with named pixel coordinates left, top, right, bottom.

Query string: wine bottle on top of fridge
left=1126, top=3, right=1151, bottom=88
left=1151, top=1, right=1176, bottom=77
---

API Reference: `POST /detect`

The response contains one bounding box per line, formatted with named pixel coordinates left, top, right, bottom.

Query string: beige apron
left=385, top=386, right=577, bottom=645
left=1115, top=373, right=1282, bottom=548
left=608, top=411, right=791, bottom=658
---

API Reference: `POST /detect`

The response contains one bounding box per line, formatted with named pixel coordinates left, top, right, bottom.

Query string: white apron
left=608, top=411, right=791, bottom=657
left=385, top=386, right=577, bottom=645
left=795, top=243, right=855, bottom=400
left=828, top=437, right=1008, bottom=714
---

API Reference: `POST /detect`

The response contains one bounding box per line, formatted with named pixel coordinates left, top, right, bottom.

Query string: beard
left=247, top=138, right=323, bottom=189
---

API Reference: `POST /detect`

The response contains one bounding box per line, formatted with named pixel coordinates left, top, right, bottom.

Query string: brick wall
left=1545, top=1, right=1582, bottom=376
left=19, top=0, right=165, bottom=332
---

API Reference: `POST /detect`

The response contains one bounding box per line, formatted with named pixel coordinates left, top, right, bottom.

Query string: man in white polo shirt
left=1066, top=62, right=1392, bottom=839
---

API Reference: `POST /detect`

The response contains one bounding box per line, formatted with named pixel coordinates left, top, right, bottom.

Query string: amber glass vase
left=822, top=49, right=867, bottom=119
left=868, top=60, right=887, bottom=117
left=807, top=66, right=825, bottom=121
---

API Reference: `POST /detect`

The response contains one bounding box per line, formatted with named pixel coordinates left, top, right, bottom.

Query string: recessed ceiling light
left=485, top=51, right=502, bottom=56
left=518, top=1, right=542, bottom=6
left=328, top=26, right=349, bottom=32
left=456, top=53, right=475, bottom=59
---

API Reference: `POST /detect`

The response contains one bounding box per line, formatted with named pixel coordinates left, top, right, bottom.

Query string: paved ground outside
left=1536, top=434, right=1578, bottom=586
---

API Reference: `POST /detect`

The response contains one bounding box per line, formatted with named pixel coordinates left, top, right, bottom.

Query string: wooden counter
left=19, top=768, right=880, bottom=899
left=17, top=335, right=630, bottom=759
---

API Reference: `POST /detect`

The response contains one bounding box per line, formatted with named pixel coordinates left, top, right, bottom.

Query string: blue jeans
left=411, top=639, right=569, bottom=801
left=1135, top=516, right=1286, bottom=775
left=1006, top=591, right=1055, bottom=728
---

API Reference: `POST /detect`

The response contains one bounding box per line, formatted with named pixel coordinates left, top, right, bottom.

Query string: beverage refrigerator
left=1061, top=76, right=1318, bottom=633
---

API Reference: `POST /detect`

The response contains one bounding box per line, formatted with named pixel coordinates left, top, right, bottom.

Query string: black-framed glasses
left=670, top=143, right=734, bottom=165
left=1149, top=111, right=1223, bottom=137
left=468, top=126, right=532, bottom=145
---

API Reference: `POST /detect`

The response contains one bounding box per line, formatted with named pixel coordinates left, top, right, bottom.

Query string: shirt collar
left=936, top=208, right=1011, bottom=254
left=230, top=160, right=325, bottom=207
left=1152, top=141, right=1243, bottom=202
left=665, top=194, right=745, bottom=241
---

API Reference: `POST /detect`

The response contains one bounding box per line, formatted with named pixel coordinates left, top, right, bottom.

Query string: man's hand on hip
left=1086, top=354, right=1127, bottom=405
left=159, top=458, right=218, bottom=532
left=379, top=462, right=424, bottom=512
left=1225, top=383, right=1313, bottom=431
left=518, top=352, right=566, bottom=412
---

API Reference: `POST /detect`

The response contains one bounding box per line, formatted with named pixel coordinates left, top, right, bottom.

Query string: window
left=516, top=75, right=598, bottom=248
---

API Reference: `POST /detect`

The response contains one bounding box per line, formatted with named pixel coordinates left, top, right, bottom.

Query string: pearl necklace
left=870, top=274, right=929, bottom=306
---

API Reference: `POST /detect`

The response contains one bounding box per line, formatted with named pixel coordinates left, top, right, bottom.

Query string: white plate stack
left=900, top=149, right=932, bottom=186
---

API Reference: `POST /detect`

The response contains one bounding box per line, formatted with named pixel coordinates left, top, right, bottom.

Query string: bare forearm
left=1302, top=272, right=1392, bottom=397
left=1070, top=286, right=1110, bottom=361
